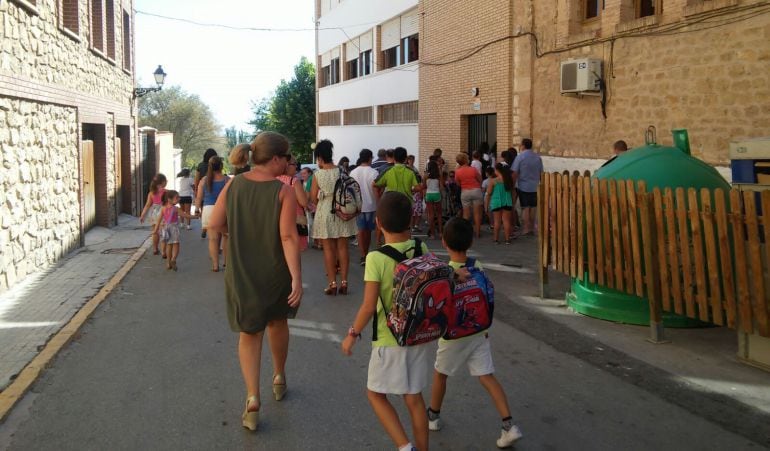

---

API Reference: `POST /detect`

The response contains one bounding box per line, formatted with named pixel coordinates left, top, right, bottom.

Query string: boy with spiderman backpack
left=427, top=218, right=523, bottom=449
left=342, top=192, right=455, bottom=451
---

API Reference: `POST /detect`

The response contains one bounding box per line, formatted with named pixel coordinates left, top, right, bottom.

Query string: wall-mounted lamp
left=471, top=87, right=480, bottom=97
left=134, top=65, right=167, bottom=98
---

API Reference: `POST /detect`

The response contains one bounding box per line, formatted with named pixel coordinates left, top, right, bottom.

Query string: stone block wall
left=0, top=0, right=137, bottom=293
left=522, top=0, right=770, bottom=165
left=420, top=0, right=770, bottom=168
left=0, top=98, right=80, bottom=291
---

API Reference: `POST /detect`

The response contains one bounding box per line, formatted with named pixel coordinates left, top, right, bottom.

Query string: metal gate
left=468, top=114, right=497, bottom=154
left=81, top=140, right=96, bottom=231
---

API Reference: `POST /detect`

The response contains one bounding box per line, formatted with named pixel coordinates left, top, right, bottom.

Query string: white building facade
left=315, top=0, right=419, bottom=166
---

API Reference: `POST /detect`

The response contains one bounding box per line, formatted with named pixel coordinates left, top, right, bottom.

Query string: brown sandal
left=324, top=281, right=337, bottom=296
left=339, top=280, right=348, bottom=295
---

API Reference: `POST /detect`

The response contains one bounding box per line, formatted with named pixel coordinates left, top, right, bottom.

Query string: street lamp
left=133, top=65, right=167, bottom=98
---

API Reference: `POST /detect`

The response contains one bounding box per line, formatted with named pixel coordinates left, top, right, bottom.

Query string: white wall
left=318, top=124, right=419, bottom=167
left=318, top=0, right=419, bottom=53
left=318, top=63, right=418, bottom=112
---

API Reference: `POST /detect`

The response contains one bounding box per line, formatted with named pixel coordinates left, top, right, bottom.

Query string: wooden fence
left=538, top=171, right=770, bottom=339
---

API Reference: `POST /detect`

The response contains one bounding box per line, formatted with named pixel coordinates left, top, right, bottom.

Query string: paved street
left=0, top=223, right=768, bottom=450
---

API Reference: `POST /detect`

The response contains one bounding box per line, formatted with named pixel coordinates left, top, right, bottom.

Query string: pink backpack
left=373, top=239, right=455, bottom=346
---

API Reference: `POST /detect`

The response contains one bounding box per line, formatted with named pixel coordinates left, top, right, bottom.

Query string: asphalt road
left=0, top=227, right=765, bottom=450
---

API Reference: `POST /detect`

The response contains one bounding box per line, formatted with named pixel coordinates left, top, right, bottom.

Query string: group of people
left=135, top=134, right=548, bottom=450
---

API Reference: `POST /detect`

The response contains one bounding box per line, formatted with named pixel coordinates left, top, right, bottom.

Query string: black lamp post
left=134, top=65, right=167, bottom=98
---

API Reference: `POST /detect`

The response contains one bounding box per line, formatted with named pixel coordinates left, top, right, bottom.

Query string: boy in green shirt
left=427, top=217, right=523, bottom=448
left=342, top=192, right=431, bottom=451
left=374, top=147, right=419, bottom=202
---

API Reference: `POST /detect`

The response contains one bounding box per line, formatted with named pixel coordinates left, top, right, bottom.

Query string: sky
left=135, top=0, right=316, bottom=132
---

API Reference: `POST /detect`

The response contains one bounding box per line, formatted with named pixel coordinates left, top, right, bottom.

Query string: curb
left=0, top=237, right=152, bottom=423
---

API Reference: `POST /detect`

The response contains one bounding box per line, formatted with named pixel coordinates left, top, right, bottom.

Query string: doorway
left=82, top=124, right=108, bottom=228
left=81, top=139, right=96, bottom=231
left=117, top=125, right=132, bottom=215
left=467, top=114, right=497, bottom=154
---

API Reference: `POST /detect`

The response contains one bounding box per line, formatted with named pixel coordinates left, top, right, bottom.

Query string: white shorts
left=434, top=334, right=495, bottom=377
left=201, top=205, right=214, bottom=228
left=461, top=188, right=484, bottom=208
left=367, top=344, right=432, bottom=395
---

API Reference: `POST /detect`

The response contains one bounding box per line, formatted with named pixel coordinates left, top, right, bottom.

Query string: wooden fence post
left=538, top=183, right=549, bottom=299
left=639, top=184, right=668, bottom=344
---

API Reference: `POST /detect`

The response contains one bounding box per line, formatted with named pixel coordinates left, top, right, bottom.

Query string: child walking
left=176, top=169, right=195, bottom=230
left=423, top=160, right=443, bottom=239
left=153, top=190, right=196, bottom=271
left=484, top=163, right=514, bottom=244
left=427, top=217, right=522, bottom=448
left=139, top=173, right=167, bottom=255
left=342, top=192, right=431, bottom=451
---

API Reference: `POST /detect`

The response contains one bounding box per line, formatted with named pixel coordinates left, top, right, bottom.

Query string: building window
left=320, top=59, right=340, bottom=87
left=379, top=101, right=418, bottom=125
left=61, top=0, right=80, bottom=34
left=91, top=0, right=104, bottom=52
left=105, top=0, right=115, bottom=59
left=330, top=58, right=340, bottom=84
left=401, top=34, right=419, bottom=64
left=318, top=111, right=342, bottom=126
left=122, top=9, right=131, bottom=70
left=10, top=0, right=39, bottom=15
left=344, top=107, right=373, bottom=126
left=585, top=0, right=602, bottom=19
left=346, top=59, right=359, bottom=81
left=382, top=47, right=400, bottom=70
left=359, top=50, right=372, bottom=76
left=636, top=0, right=660, bottom=17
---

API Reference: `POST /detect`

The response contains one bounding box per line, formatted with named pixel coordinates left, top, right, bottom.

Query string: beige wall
left=419, top=0, right=515, bottom=165
left=421, top=0, right=770, bottom=167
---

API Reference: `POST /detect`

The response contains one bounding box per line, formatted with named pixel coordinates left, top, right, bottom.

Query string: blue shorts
left=356, top=212, right=376, bottom=231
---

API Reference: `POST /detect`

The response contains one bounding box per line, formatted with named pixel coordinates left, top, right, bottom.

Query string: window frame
left=122, top=9, right=132, bottom=72
left=400, top=34, right=419, bottom=64
left=635, top=0, right=662, bottom=18
left=90, top=0, right=105, bottom=53
left=583, top=0, right=602, bottom=21
left=10, top=0, right=40, bottom=15
left=346, top=58, right=359, bottom=81
left=382, top=46, right=400, bottom=70
left=59, top=0, right=81, bottom=41
left=105, top=0, right=116, bottom=60
left=359, top=50, right=372, bottom=76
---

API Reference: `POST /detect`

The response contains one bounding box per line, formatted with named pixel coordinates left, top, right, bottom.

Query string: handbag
left=296, top=208, right=309, bottom=236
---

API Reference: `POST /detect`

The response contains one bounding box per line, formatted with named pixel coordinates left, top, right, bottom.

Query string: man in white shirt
left=350, top=148, right=380, bottom=266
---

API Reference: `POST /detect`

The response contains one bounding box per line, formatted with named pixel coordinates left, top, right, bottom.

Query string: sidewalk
left=0, top=215, right=150, bottom=391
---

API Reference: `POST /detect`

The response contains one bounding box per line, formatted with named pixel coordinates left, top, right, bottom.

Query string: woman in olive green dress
left=208, top=132, right=303, bottom=432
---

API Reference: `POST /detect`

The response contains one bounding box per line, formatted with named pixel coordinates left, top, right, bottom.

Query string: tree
left=224, top=126, right=254, bottom=150
left=138, top=86, right=223, bottom=168
left=249, top=57, right=316, bottom=163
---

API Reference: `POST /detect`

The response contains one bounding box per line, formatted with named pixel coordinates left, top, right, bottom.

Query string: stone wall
left=0, top=0, right=134, bottom=104
left=0, top=98, right=80, bottom=292
left=420, top=0, right=770, bottom=168
left=522, top=0, right=770, bottom=165
left=0, top=0, right=137, bottom=293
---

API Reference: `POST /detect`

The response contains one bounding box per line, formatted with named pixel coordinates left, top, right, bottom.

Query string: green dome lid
left=595, top=129, right=730, bottom=192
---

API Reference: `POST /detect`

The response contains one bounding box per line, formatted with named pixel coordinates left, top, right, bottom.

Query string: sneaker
left=496, top=425, right=523, bottom=448
left=428, top=415, right=443, bottom=431
left=186, top=225, right=192, bottom=230
left=201, top=230, right=207, bottom=239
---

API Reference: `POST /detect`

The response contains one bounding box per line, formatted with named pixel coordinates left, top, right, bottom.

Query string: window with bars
left=106, top=0, right=115, bottom=59
left=60, top=0, right=79, bottom=34
left=344, top=107, right=373, bottom=126
left=122, top=9, right=131, bottom=70
left=91, top=0, right=104, bottom=52
left=378, top=101, right=418, bottom=125
left=318, top=111, right=342, bottom=126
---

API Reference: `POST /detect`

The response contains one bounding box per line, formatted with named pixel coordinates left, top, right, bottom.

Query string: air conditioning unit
left=560, top=58, right=602, bottom=94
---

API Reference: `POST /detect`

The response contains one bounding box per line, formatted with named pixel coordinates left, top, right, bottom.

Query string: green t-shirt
left=365, top=239, right=430, bottom=347
left=374, top=164, right=418, bottom=202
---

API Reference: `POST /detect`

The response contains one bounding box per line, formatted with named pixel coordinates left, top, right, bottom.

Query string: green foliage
left=138, top=86, right=224, bottom=168
left=249, top=57, right=316, bottom=163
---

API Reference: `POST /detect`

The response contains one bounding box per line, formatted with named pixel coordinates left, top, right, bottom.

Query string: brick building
left=315, top=0, right=421, bottom=164
left=0, top=0, right=138, bottom=292
left=419, top=0, right=770, bottom=172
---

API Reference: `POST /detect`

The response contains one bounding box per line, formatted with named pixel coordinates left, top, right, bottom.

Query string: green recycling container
left=567, top=129, right=731, bottom=326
